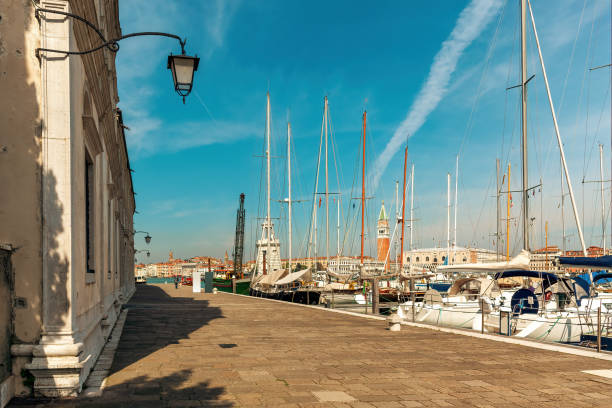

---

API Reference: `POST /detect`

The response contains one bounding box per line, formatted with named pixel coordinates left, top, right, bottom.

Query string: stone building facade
left=0, top=0, right=135, bottom=402
left=402, top=247, right=498, bottom=271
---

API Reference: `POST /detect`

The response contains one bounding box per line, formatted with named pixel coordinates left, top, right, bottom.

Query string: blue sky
left=116, top=0, right=611, bottom=263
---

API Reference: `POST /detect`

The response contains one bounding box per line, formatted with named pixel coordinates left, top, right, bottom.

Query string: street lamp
left=34, top=7, right=199, bottom=103
left=135, top=249, right=151, bottom=258
left=133, top=231, right=152, bottom=245
left=168, top=54, right=200, bottom=102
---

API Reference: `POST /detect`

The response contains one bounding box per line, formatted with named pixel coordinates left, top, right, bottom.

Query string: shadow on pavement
left=9, top=285, right=229, bottom=407
left=111, top=284, right=224, bottom=373
left=10, top=369, right=233, bottom=407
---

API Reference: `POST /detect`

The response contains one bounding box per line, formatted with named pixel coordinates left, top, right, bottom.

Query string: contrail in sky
left=372, top=0, right=503, bottom=188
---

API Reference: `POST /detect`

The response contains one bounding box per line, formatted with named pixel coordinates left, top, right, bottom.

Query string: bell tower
left=377, top=201, right=390, bottom=269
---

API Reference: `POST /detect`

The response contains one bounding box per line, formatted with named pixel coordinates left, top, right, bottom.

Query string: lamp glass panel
left=173, top=57, right=195, bottom=88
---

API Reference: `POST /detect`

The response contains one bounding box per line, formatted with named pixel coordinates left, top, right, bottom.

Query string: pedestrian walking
left=174, top=275, right=179, bottom=289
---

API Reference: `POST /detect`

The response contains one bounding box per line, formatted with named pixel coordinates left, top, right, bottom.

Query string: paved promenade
left=11, top=284, right=612, bottom=407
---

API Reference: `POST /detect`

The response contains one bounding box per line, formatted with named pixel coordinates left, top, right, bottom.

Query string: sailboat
left=249, top=93, right=286, bottom=297
left=398, top=0, right=603, bottom=343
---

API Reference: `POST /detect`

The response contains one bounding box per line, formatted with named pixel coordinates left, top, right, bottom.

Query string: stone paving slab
left=9, top=284, right=612, bottom=407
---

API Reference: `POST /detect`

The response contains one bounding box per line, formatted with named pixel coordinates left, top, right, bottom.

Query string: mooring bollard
left=481, top=298, right=485, bottom=334
left=372, top=278, right=379, bottom=315
left=411, top=288, right=416, bottom=323
left=480, top=298, right=484, bottom=334
left=307, top=289, right=310, bottom=305
left=387, top=313, right=401, bottom=332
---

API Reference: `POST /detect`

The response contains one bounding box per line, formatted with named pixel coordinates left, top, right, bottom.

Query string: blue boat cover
left=558, top=255, right=612, bottom=269
left=493, top=270, right=559, bottom=290
left=594, top=273, right=612, bottom=283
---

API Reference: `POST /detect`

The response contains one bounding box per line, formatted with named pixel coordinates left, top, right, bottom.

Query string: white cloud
left=371, top=0, right=504, bottom=188
left=123, top=118, right=258, bottom=157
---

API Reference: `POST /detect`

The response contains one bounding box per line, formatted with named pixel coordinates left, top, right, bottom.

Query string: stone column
left=25, top=1, right=84, bottom=397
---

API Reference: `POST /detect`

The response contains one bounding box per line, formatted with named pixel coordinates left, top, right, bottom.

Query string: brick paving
left=10, top=284, right=612, bottom=407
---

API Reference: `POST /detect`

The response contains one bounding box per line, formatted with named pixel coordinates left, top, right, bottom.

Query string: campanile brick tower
left=377, top=201, right=390, bottom=269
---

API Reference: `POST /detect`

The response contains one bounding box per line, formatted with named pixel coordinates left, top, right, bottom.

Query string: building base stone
left=0, top=375, right=14, bottom=408
left=26, top=353, right=88, bottom=398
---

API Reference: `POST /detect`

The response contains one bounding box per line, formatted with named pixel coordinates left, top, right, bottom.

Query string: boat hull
left=213, top=278, right=251, bottom=295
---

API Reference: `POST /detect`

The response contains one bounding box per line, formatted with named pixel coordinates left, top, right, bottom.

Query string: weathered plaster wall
left=0, top=0, right=43, bottom=346
left=0, top=1, right=43, bottom=401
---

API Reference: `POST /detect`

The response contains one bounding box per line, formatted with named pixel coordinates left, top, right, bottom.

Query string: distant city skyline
left=118, top=0, right=611, bottom=263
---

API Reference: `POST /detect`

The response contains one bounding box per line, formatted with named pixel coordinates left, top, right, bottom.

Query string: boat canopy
left=436, top=250, right=530, bottom=273
left=253, top=268, right=286, bottom=286
left=594, top=273, right=612, bottom=283
left=274, top=268, right=311, bottom=285
left=447, top=277, right=501, bottom=298
left=324, top=282, right=359, bottom=291
left=571, top=276, right=591, bottom=298
left=493, top=270, right=559, bottom=290
left=558, top=255, right=612, bottom=270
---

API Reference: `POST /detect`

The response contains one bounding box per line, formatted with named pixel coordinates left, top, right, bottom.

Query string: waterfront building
left=0, top=0, right=135, bottom=400
left=326, top=256, right=382, bottom=277
left=530, top=246, right=562, bottom=272
left=402, top=247, right=497, bottom=270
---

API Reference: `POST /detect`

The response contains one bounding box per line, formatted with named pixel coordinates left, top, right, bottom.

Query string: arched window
left=425, top=256, right=429, bottom=262
left=407, top=257, right=411, bottom=262
left=433, top=257, right=438, bottom=263
left=416, top=257, right=420, bottom=262
left=442, top=256, right=446, bottom=261
left=463, top=257, right=467, bottom=262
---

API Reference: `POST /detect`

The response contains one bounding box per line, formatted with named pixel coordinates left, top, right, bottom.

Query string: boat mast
left=325, top=96, right=329, bottom=269
left=361, top=111, right=366, bottom=268
left=600, top=144, right=606, bottom=253
left=288, top=122, right=292, bottom=272
left=395, top=180, right=399, bottom=266
left=560, top=156, right=565, bottom=253
left=447, top=173, right=451, bottom=262
left=400, top=147, right=408, bottom=272
left=337, top=196, right=340, bottom=266
left=520, top=0, right=529, bottom=252
left=496, top=159, right=501, bottom=261
left=526, top=0, right=587, bottom=256
left=453, top=155, right=459, bottom=259
left=410, top=164, right=414, bottom=251
left=266, top=92, right=272, bottom=272
left=507, top=163, right=511, bottom=261
left=308, top=111, right=324, bottom=269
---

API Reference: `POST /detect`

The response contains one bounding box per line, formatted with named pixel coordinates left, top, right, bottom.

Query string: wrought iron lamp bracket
left=35, top=8, right=187, bottom=58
